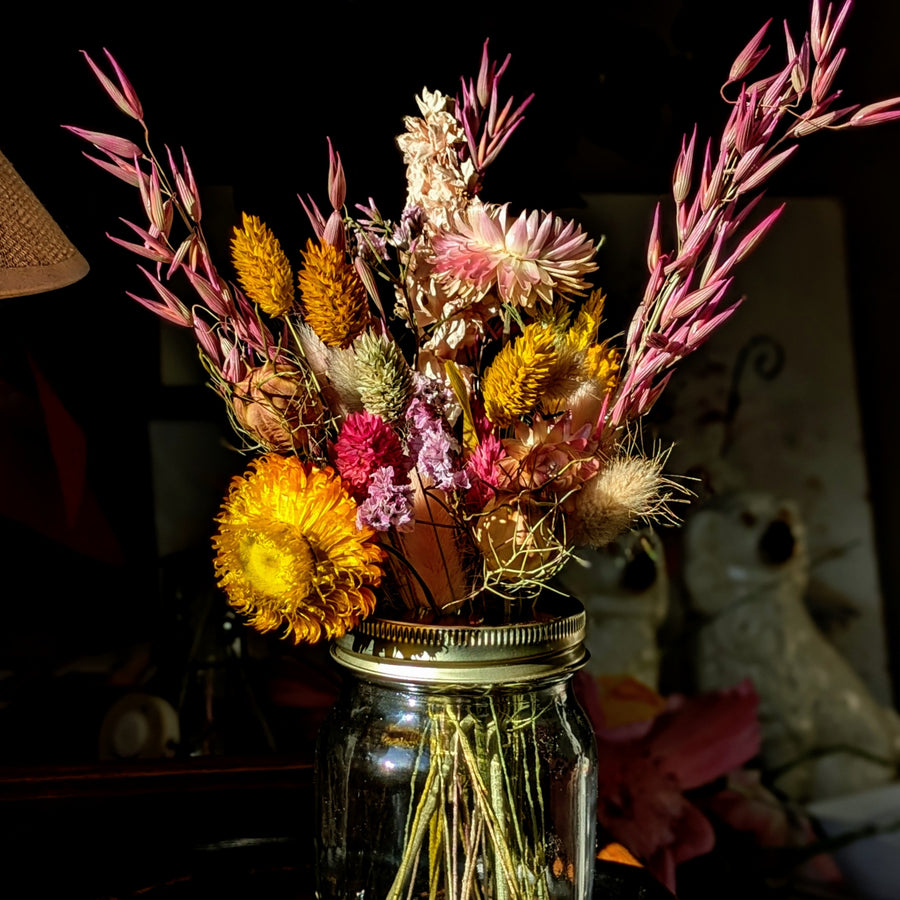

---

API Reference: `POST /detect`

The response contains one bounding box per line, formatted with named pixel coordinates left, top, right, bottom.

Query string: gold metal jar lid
left=331, top=594, right=587, bottom=685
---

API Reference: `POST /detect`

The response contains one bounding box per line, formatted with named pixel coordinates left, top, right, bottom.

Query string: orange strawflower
left=213, top=455, right=384, bottom=643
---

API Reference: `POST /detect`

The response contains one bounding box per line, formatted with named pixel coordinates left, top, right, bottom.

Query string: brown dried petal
left=231, top=363, right=321, bottom=452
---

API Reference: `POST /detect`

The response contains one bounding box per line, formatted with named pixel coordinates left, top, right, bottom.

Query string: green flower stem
left=490, top=696, right=530, bottom=862
left=450, top=739, right=461, bottom=900
left=447, top=707, right=523, bottom=900
left=386, top=745, right=450, bottom=900
left=461, top=805, right=484, bottom=899
left=406, top=840, right=423, bottom=900
left=490, top=752, right=510, bottom=900
left=526, top=714, right=550, bottom=900
left=386, top=698, right=552, bottom=900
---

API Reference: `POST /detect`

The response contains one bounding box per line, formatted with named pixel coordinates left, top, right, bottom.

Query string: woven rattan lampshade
left=0, top=148, right=89, bottom=298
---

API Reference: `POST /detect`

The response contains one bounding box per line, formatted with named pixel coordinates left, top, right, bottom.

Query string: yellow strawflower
left=230, top=212, right=295, bottom=317
left=297, top=239, right=369, bottom=348
left=213, top=454, right=385, bottom=644
left=482, top=323, right=558, bottom=427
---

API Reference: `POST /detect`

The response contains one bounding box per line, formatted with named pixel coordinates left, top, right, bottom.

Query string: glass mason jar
left=316, top=595, right=598, bottom=900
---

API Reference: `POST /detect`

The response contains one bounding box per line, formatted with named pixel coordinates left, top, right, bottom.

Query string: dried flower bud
left=474, top=498, right=566, bottom=583
left=354, top=330, right=413, bottom=423
left=571, top=451, right=685, bottom=548
left=231, top=362, right=321, bottom=452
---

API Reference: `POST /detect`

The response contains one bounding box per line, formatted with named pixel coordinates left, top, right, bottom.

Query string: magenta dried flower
left=464, top=432, right=507, bottom=512
left=333, top=410, right=409, bottom=499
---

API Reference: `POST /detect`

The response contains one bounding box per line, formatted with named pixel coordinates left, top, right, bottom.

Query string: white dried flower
left=396, top=89, right=478, bottom=235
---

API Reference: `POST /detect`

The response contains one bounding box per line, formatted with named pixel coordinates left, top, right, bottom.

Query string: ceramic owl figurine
left=558, top=528, right=668, bottom=689
left=684, top=491, right=900, bottom=800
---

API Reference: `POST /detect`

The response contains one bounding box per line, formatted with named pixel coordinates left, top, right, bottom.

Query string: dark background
left=2, top=0, right=900, bottom=753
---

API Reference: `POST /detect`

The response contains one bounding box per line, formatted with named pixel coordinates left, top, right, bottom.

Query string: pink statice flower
left=575, top=673, right=761, bottom=893
left=358, top=466, right=415, bottom=532
left=412, top=371, right=456, bottom=413
left=406, top=396, right=436, bottom=446
left=420, top=425, right=470, bottom=492
left=392, top=205, right=425, bottom=251
left=431, top=203, right=599, bottom=310
left=332, top=410, right=408, bottom=500
left=407, top=397, right=469, bottom=492
left=357, top=229, right=388, bottom=264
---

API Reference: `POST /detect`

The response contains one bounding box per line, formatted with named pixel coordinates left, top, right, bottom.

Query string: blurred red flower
left=576, top=674, right=760, bottom=892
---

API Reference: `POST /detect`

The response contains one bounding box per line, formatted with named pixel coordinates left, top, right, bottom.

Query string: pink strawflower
left=432, top=203, right=599, bottom=310
left=404, top=249, right=500, bottom=354
left=358, top=466, right=415, bottom=532
left=332, top=410, right=408, bottom=500
left=498, top=413, right=599, bottom=497
left=575, top=674, right=760, bottom=893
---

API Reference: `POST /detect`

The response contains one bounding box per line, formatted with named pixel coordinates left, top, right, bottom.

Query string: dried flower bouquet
left=67, top=2, right=898, bottom=643
left=67, top=2, right=899, bottom=896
